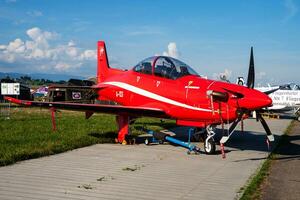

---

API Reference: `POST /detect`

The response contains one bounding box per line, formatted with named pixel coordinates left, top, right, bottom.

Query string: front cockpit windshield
left=170, top=57, right=199, bottom=78
left=133, top=56, right=200, bottom=79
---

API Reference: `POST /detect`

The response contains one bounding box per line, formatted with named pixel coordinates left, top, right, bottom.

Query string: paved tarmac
left=0, top=118, right=291, bottom=200
left=261, top=120, right=300, bottom=200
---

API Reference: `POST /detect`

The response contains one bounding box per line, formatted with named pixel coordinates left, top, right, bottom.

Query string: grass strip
left=239, top=120, right=296, bottom=200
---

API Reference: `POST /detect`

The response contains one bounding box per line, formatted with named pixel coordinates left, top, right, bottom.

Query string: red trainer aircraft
left=5, top=41, right=273, bottom=154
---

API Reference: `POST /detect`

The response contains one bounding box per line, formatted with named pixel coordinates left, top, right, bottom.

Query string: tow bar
left=144, top=129, right=201, bottom=154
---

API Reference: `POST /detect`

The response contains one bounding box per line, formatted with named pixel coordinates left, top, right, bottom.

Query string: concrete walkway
left=0, top=119, right=291, bottom=200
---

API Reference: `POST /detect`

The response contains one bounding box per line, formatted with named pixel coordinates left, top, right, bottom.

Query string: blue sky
left=0, top=0, right=299, bottom=85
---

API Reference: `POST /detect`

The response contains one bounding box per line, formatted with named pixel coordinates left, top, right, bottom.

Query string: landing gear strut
left=204, top=126, right=216, bottom=154
left=116, top=115, right=129, bottom=144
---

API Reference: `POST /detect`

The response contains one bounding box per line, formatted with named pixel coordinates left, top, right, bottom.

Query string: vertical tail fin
left=97, top=41, right=110, bottom=83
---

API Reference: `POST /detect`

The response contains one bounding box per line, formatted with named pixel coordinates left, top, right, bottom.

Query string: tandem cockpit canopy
left=133, top=56, right=199, bottom=79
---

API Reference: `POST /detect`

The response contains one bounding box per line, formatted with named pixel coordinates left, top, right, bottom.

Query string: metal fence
left=0, top=100, right=11, bottom=119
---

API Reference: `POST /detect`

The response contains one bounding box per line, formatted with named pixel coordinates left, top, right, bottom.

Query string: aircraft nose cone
left=238, top=89, right=272, bottom=110
left=265, top=95, right=272, bottom=107
left=259, top=93, right=272, bottom=108
left=252, top=91, right=273, bottom=109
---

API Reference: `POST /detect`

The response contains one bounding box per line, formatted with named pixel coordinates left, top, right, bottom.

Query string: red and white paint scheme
left=5, top=42, right=273, bottom=154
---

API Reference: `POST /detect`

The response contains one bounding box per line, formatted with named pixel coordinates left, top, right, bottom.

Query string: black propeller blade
left=220, top=111, right=243, bottom=144
left=247, top=47, right=255, bottom=89
left=264, top=88, right=280, bottom=95
left=220, top=47, right=274, bottom=144
left=228, top=113, right=243, bottom=133
left=246, top=47, right=274, bottom=141
left=227, top=118, right=240, bottom=135
left=256, top=112, right=274, bottom=141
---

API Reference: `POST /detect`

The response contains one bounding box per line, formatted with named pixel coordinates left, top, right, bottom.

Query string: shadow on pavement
left=165, top=127, right=300, bottom=156
left=272, top=134, right=300, bottom=159
left=90, top=120, right=300, bottom=157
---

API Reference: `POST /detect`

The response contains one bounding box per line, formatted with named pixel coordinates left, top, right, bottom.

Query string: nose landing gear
left=203, top=125, right=216, bottom=154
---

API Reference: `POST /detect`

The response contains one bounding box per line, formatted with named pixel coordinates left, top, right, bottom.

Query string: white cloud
left=54, top=62, right=71, bottom=71
left=0, top=27, right=96, bottom=72
left=0, top=53, right=15, bottom=63
left=66, top=46, right=78, bottom=57
left=68, top=40, right=76, bottom=47
left=213, top=68, right=232, bottom=81
left=0, top=45, right=7, bottom=50
left=7, top=38, right=25, bottom=53
left=31, top=48, right=44, bottom=59
left=26, top=27, right=57, bottom=50
left=163, top=42, right=180, bottom=58
left=27, top=27, right=42, bottom=40
left=80, top=50, right=96, bottom=60
left=257, top=71, right=266, bottom=80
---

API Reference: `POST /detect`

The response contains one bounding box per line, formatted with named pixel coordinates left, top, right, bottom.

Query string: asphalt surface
left=0, top=118, right=291, bottom=200
left=261, top=120, right=300, bottom=200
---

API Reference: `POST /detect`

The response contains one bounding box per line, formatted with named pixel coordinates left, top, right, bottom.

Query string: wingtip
left=4, top=96, right=31, bottom=106
left=4, top=96, right=20, bottom=104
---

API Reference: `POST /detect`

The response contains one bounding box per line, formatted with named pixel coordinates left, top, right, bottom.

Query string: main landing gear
left=116, top=115, right=130, bottom=144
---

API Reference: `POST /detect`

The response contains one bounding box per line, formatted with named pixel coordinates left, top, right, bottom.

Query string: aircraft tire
left=204, top=138, right=216, bottom=155
left=298, top=116, right=300, bottom=122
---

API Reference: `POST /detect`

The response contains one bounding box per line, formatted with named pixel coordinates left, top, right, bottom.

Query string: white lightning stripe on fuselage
left=103, top=81, right=212, bottom=112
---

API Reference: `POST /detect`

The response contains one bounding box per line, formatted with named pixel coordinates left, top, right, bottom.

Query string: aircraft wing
left=4, top=97, right=169, bottom=118
left=264, top=105, right=294, bottom=112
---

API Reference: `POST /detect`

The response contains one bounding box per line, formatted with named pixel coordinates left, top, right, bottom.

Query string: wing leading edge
left=4, top=97, right=168, bottom=118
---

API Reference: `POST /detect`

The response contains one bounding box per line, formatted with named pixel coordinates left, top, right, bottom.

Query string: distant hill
left=0, top=72, right=84, bottom=81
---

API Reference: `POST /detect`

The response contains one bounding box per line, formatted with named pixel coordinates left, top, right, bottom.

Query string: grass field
left=0, top=107, right=175, bottom=166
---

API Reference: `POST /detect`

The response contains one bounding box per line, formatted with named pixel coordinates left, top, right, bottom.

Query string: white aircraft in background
left=236, top=77, right=300, bottom=121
